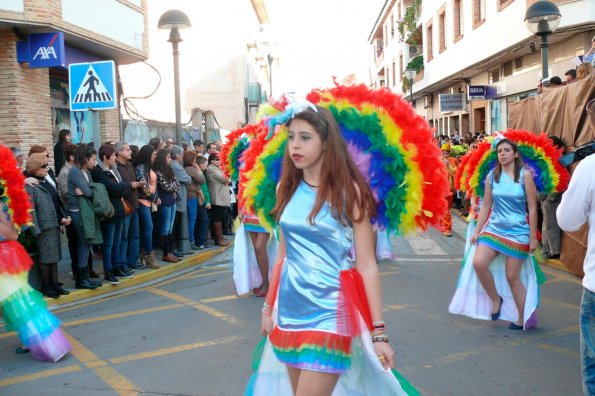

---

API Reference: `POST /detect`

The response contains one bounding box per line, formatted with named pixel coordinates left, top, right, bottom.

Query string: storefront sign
left=439, top=94, right=465, bottom=113
left=16, top=32, right=66, bottom=68
left=468, top=85, right=498, bottom=100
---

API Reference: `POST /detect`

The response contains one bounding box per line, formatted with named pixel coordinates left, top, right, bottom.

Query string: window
left=399, top=54, right=403, bottom=81
left=386, top=66, right=390, bottom=88
left=392, top=60, right=396, bottom=86
left=397, top=1, right=402, bottom=20
left=515, top=57, right=523, bottom=70
left=502, top=61, right=513, bottom=78
left=489, top=69, right=500, bottom=83
left=391, top=14, right=395, bottom=39
left=473, top=0, right=486, bottom=29
left=438, top=8, right=446, bottom=53
left=498, top=0, right=514, bottom=12
left=426, top=20, right=434, bottom=62
left=453, top=0, right=463, bottom=42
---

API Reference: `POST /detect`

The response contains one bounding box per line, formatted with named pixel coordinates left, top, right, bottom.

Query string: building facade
left=0, top=0, right=148, bottom=164
left=369, top=0, right=594, bottom=137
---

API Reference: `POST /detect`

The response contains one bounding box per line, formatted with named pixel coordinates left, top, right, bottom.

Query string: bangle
left=372, top=334, right=389, bottom=343
left=372, top=320, right=385, bottom=327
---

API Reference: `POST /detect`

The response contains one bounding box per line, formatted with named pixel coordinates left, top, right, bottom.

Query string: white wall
left=418, top=0, right=594, bottom=92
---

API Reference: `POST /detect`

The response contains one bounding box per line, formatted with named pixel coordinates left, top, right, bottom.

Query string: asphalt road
left=0, top=214, right=583, bottom=395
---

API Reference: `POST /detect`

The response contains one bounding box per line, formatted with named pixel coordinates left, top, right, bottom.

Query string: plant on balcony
left=402, top=75, right=410, bottom=95
left=397, top=0, right=422, bottom=45
left=406, top=55, right=424, bottom=72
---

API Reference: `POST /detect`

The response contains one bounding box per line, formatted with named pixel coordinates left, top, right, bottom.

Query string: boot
left=171, top=234, right=184, bottom=258
left=213, top=222, right=230, bottom=246
left=50, top=263, right=70, bottom=295
left=161, top=236, right=178, bottom=263
left=76, top=267, right=98, bottom=290
left=139, top=248, right=146, bottom=268
left=145, top=251, right=160, bottom=269
left=104, top=271, right=120, bottom=285
left=41, top=264, right=59, bottom=299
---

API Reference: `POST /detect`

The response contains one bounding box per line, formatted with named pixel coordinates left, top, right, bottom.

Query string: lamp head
left=158, top=9, right=192, bottom=30
left=405, top=68, right=416, bottom=80
left=524, top=1, right=561, bottom=35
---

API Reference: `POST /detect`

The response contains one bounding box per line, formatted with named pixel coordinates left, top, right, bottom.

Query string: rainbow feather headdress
left=0, top=145, right=31, bottom=229
left=238, top=84, right=450, bottom=236
left=464, top=129, right=570, bottom=198
left=220, top=123, right=266, bottom=182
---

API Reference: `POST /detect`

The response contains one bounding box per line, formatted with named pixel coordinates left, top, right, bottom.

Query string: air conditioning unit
left=408, top=45, right=421, bottom=57
left=424, top=95, right=433, bottom=108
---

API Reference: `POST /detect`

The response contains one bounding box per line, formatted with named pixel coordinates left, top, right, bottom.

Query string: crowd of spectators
left=11, top=132, right=236, bottom=298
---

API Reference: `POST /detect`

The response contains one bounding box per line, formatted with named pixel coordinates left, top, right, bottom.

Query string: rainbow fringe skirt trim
left=477, top=232, right=529, bottom=260
left=269, top=327, right=352, bottom=374
left=244, top=215, right=268, bottom=233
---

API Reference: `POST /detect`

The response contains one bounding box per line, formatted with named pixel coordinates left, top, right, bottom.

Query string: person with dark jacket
left=53, top=129, right=71, bottom=175
left=25, top=153, right=72, bottom=298
left=67, top=144, right=99, bottom=290
left=115, top=141, right=145, bottom=271
left=153, top=148, right=180, bottom=262
left=91, top=145, right=134, bottom=284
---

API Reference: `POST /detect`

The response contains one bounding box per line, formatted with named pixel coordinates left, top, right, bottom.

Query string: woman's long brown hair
left=494, top=138, right=523, bottom=183
left=270, top=106, right=377, bottom=226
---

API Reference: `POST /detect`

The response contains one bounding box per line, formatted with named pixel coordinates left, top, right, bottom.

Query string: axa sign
left=27, top=33, right=66, bottom=68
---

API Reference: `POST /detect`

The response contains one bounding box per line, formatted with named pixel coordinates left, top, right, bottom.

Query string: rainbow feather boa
left=241, top=84, right=450, bottom=235
left=465, top=129, right=569, bottom=198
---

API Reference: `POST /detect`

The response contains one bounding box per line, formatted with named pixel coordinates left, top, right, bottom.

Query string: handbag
left=121, top=198, right=134, bottom=216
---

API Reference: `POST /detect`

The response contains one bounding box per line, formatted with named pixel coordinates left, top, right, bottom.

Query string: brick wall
left=0, top=28, right=53, bottom=165
left=99, top=109, right=122, bottom=145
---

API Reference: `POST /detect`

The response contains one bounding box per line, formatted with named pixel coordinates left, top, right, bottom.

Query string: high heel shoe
left=508, top=322, right=523, bottom=330
left=491, top=296, right=503, bottom=321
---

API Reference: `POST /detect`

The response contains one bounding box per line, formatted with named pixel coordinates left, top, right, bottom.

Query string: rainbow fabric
left=0, top=144, right=71, bottom=362
left=241, top=84, right=450, bottom=235
left=269, top=328, right=352, bottom=374
left=0, top=241, right=72, bottom=362
left=477, top=232, right=530, bottom=260
left=465, top=129, right=570, bottom=198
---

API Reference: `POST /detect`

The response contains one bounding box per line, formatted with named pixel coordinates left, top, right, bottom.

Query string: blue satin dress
left=478, top=168, right=530, bottom=259
left=270, top=181, right=354, bottom=373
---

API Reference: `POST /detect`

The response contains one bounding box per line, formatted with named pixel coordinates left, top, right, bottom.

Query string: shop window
left=491, top=99, right=502, bottom=133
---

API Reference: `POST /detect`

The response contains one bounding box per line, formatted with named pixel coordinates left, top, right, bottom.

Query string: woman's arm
left=69, top=168, right=93, bottom=197
left=524, top=171, right=539, bottom=252
left=209, top=167, right=230, bottom=185
left=471, top=177, right=493, bottom=244
left=186, top=166, right=205, bottom=184
left=261, top=229, right=286, bottom=335
left=352, top=199, right=395, bottom=370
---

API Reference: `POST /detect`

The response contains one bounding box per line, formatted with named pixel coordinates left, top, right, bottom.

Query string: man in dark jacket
left=115, top=141, right=145, bottom=270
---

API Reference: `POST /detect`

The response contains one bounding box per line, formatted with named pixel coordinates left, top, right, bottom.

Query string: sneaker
left=104, top=271, right=121, bottom=285
left=198, top=245, right=205, bottom=250
left=191, top=243, right=201, bottom=250
left=113, top=268, right=133, bottom=279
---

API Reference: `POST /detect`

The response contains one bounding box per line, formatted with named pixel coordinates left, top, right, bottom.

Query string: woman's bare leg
left=473, top=244, right=501, bottom=313
left=250, top=232, right=270, bottom=290
left=286, top=366, right=301, bottom=395
left=505, top=256, right=526, bottom=325
left=296, top=370, right=340, bottom=396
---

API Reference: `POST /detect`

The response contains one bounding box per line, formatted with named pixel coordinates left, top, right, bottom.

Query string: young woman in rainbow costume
left=246, top=102, right=421, bottom=395
left=449, top=130, right=568, bottom=330
left=0, top=144, right=71, bottom=361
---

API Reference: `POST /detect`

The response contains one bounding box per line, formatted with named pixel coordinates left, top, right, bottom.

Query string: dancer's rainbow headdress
left=0, top=145, right=31, bottom=229
left=220, top=123, right=265, bottom=182
left=242, top=84, right=450, bottom=235
left=465, top=129, right=569, bottom=198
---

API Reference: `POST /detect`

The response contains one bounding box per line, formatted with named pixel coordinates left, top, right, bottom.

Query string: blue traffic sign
left=69, top=61, right=117, bottom=111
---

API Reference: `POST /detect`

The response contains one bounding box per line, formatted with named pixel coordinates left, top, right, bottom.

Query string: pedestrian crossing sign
left=69, top=61, right=117, bottom=111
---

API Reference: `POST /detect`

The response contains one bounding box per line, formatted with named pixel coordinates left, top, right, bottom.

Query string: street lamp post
left=524, top=1, right=561, bottom=82
left=405, top=68, right=417, bottom=103
left=267, top=53, right=274, bottom=98
left=158, top=10, right=191, bottom=145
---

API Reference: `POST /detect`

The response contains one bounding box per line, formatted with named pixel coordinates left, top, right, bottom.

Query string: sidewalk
left=31, top=240, right=232, bottom=309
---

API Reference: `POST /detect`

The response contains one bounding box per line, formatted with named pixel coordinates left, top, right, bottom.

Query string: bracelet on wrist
left=372, top=320, right=385, bottom=327
left=372, top=334, right=389, bottom=343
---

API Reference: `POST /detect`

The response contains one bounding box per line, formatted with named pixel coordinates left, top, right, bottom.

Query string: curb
left=47, top=244, right=233, bottom=309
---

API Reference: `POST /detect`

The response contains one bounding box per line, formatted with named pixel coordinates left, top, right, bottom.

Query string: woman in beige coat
left=206, top=153, right=231, bottom=246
